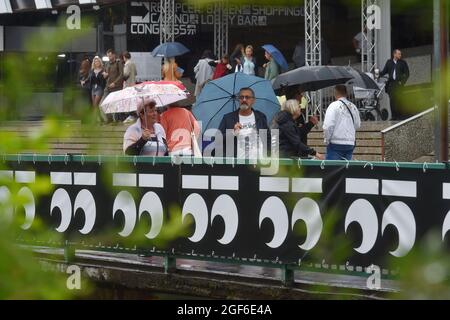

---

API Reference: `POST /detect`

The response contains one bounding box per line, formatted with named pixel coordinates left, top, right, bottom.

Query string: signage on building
left=128, top=1, right=304, bottom=37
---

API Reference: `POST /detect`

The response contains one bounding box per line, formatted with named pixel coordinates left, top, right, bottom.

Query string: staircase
left=0, top=120, right=394, bottom=161
left=309, top=122, right=396, bottom=162
left=0, top=121, right=126, bottom=155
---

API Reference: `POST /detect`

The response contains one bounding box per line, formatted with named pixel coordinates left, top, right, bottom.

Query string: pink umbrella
left=100, top=81, right=189, bottom=114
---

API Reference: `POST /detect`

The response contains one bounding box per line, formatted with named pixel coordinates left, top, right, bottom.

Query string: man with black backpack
left=323, top=85, right=361, bottom=161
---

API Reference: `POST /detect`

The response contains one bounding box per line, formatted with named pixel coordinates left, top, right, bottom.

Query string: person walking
left=194, top=50, right=215, bottom=96
left=323, top=85, right=361, bottom=161
left=102, top=49, right=124, bottom=98
left=263, top=50, right=280, bottom=81
left=79, top=56, right=92, bottom=106
left=90, top=56, right=106, bottom=109
left=123, top=51, right=137, bottom=88
left=379, top=49, right=410, bottom=120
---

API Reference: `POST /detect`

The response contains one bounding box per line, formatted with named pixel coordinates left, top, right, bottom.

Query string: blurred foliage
left=0, top=18, right=92, bottom=299
left=388, top=231, right=450, bottom=300
left=0, top=14, right=192, bottom=298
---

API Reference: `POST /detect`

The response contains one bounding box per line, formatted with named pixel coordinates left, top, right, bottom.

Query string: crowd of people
left=79, top=49, right=138, bottom=123
left=122, top=84, right=360, bottom=161
left=78, top=44, right=411, bottom=161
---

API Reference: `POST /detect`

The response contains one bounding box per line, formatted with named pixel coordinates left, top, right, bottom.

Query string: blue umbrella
left=262, top=44, right=289, bottom=72
left=151, top=42, right=190, bottom=58
left=193, top=73, right=280, bottom=134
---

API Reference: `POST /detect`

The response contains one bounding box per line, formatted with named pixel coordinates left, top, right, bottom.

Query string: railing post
left=64, top=240, right=75, bottom=263
left=164, top=255, right=176, bottom=274
left=281, top=264, right=294, bottom=287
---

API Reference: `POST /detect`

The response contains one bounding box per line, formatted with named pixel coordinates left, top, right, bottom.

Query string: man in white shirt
left=323, top=85, right=361, bottom=160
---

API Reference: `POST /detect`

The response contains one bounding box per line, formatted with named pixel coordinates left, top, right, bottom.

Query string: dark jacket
left=90, top=69, right=106, bottom=91
left=209, top=60, right=232, bottom=79
left=218, top=109, right=270, bottom=157
left=105, top=59, right=124, bottom=92
left=380, top=59, right=409, bottom=93
left=229, top=51, right=243, bottom=72
left=272, top=111, right=316, bottom=158
left=296, top=113, right=315, bottom=146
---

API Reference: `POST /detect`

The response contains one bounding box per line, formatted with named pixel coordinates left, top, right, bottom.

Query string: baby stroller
left=351, top=75, right=391, bottom=121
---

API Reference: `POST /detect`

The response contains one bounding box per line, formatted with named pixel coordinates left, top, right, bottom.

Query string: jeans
left=326, top=144, right=355, bottom=161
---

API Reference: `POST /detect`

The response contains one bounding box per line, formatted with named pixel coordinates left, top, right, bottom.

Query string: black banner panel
left=3, top=159, right=450, bottom=272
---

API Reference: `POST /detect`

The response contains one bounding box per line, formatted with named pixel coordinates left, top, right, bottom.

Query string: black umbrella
left=345, top=67, right=380, bottom=90
left=272, top=65, right=354, bottom=94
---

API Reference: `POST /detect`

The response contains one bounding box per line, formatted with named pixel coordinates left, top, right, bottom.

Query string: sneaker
left=123, top=115, right=137, bottom=124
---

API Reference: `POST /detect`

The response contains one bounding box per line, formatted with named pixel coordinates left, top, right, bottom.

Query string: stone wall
left=382, top=108, right=435, bottom=162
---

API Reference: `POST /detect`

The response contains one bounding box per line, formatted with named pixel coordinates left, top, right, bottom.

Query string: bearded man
left=218, top=87, right=271, bottom=159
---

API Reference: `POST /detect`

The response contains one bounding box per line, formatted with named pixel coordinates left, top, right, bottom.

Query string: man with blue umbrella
left=218, top=87, right=271, bottom=159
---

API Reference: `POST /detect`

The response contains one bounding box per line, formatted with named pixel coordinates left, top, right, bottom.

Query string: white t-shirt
left=237, top=112, right=261, bottom=159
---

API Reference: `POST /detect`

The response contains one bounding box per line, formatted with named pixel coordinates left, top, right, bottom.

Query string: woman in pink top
left=160, top=104, right=201, bottom=156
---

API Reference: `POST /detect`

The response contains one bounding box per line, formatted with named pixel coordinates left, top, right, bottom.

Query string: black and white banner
left=3, top=159, right=450, bottom=271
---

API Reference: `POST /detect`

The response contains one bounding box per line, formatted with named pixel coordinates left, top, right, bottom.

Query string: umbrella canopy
left=193, top=73, right=280, bottom=134
left=345, top=67, right=380, bottom=90
left=100, top=81, right=189, bottom=114
left=262, top=44, right=289, bottom=72
left=151, top=42, right=190, bottom=58
left=272, top=65, right=354, bottom=94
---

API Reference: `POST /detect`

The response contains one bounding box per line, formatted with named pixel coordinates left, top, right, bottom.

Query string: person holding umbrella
left=262, top=44, right=289, bottom=81
left=162, top=57, right=182, bottom=82
left=218, top=87, right=271, bottom=159
left=123, top=99, right=167, bottom=156
left=263, top=50, right=280, bottom=81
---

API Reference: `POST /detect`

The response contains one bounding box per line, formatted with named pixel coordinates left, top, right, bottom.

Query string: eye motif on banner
left=259, top=177, right=324, bottom=250
left=50, top=172, right=96, bottom=234
left=0, top=171, right=35, bottom=230
left=345, top=179, right=417, bottom=257
left=441, top=183, right=450, bottom=241
left=181, top=175, right=239, bottom=245
left=112, top=173, right=164, bottom=239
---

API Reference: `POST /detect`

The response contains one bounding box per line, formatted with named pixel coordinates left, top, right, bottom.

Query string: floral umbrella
left=100, top=81, right=189, bottom=114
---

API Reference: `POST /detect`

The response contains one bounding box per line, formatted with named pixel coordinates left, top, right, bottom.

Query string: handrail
left=381, top=107, right=434, bottom=134
left=0, top=154, right=447, bottom=170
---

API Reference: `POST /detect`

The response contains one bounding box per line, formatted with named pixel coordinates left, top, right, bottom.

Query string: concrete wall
left=382, top=108, right=435, bottom=162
